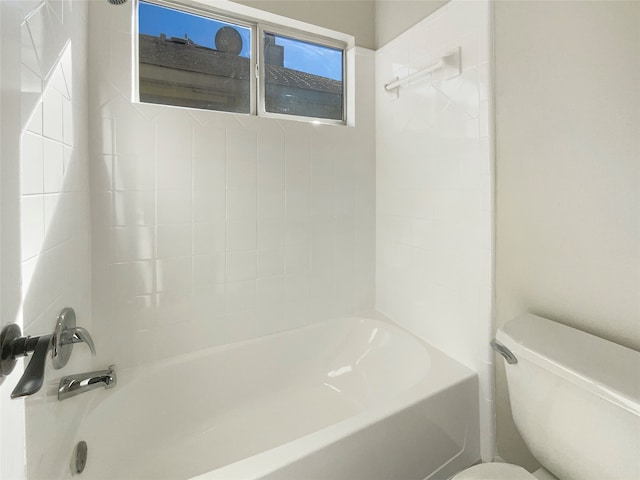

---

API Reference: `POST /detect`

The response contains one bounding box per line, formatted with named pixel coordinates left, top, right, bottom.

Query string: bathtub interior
left=68, top=315, right=479, bottom=480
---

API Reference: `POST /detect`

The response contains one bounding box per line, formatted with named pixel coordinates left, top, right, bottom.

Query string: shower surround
left=375, top=0, right=494, bottom=459
left=87, top=1, right=376, bottom=371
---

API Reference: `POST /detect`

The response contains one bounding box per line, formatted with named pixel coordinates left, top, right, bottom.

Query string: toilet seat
left=452, top=462, right=536, bottom=480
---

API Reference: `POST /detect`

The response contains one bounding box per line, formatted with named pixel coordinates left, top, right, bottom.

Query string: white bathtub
left=71, top=316, right=480, bottom=480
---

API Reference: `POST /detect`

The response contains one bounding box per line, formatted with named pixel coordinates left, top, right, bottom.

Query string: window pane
left=138, top=1, right=252, bottom=113
left=263, top=32, right=344, bottom=121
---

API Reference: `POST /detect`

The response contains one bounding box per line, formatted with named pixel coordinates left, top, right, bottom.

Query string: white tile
left=113, top=295, right=156, bottom=332
left=226, top=251, right=257, bottom=282
left=285, top=135, right=311, bottom=191
left=42, top=138, right=64, bottom=193
left=109, top=32, right=133, bottom=96
left=286, top=216, right=311, bottom=245
left=155, top=257, right=193, bottom=292
left=42, top=245, right=65, bottom=305
left=257, top=191, right=285, bottom=220
left=311, top=143, right=334, bottom=190
left=257, top=128, right=285, bottom=192
left=312, top=189, right=333, bottom=217
left=63, top=146, right=86, bottom=193
left=285, top=274, right=309, bottom=304
left=108, top=98, right=156, bottom=157
left=114, top=226, right=155, bottom=262
left=27, top=102, right=43, bottom=135
left=479, top=99, right=489, bottom=138
left=285, top=243, right=310, bottom=275
left=42, top=87, right=63, bottom=142
left=226, top=129, right=257, bottom=190
left=310, top=238, right=334, bottom=276
left=21, top=256, right=45, bottom=326
left=112, top=261, right=155, bottom=301
left=194, top=189, right=225, bottom=224
left=333, top=187, right=356, bottom=216
left=157, top=190, right=192, bottom=224
left=286, top=190, right=310, bottom=218
left=21, top=132, right=44, bottom=195
left=157, top=225, right=192, bottom=258
left=91, top=192, right=113, bottom=228
left=258, top=246, right=284, bottom=278
left=113, top=191, right=155, bottom=226
left=194, top=254, right=225, bottom=285
left=43, top=194, right=67, bottom=248
left=155, top=114, right=192, bottom=190
left=21, top=21, right=40, bottom=76
left=92, top=225, right=114, bottom=268
left=32, top=4, right=65, bottom=77
left=114, top=153, right=155, bottom=191
left=92, top=154, right=114, bottom=192
left=73, top=0, right=379, bottom=366
left=226, top=220, right=256, bottom=251
left=309, top=270, right=333, bottom=301
left=193, top=126, right=226, bottom=191
left=256, top=276, right=284, bottom=309
left=194, top=222, right=226, bottom=255
left=21, top=196, right=45, bottom=261
left=225, top=280, right=256, bottom=313
left=22, top=63, right=42, bottom=109
left=257, top=218, right=285, bottom=250
left=60, top=43, right=74, bottom=100
left=49, top=61, right=68, bottom=98
left=62, top=97, right=73, bottom=146
left=227, top=189, right=257, bottom=220
left=478, top=62, right=490, bottom=103
left=374, top=0, right=491, bottom=374
left=99, top=118, right=116, bottom=155
left=193, top=284, right=225, bottom=318
left=123, top=329, right=156, bottom=367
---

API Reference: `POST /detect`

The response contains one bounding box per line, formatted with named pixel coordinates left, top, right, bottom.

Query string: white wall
left=375, top=0, right=449, bottom=48
left=494, top=0, right=640, bottom=470
left=0, top=1, right=25, bottom=476
left=233, top=0, right=375, bottom=49
left=375, top=0, right=493, bottom=460
left=1, top=0, right=92, bottom=478
left=87, top=1, right=376, bottom=371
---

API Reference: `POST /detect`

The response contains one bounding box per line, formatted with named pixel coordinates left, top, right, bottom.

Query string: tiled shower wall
left=375, top=0, right=493, bottom=459
left=13, top=0, right=92, bottom=478
left=87, top=2, right=375, bottom=370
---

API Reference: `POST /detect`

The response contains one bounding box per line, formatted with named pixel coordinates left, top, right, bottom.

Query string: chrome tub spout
left=58, top=365, right=116, bottom=401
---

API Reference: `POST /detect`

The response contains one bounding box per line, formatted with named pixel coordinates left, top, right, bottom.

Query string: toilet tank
left=497, top=314, right=640, bottom=480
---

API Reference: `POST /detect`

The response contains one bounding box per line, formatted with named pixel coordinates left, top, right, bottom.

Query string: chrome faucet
left=58, top=365, right=116, bottom=401
left=0, top=308, right=96, bottom=398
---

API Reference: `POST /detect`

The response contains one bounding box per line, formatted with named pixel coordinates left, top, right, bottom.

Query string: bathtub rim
left=107, top=309, right=469, bottom=383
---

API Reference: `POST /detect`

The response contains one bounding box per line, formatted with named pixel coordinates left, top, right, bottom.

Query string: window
left=138, top=1, right=253, bottom=114
left=137, top=1, right=347, bottom=124
left=261, top=31, right=344, bottom=121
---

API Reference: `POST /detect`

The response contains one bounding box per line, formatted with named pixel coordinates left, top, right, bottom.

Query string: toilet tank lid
left=497, top=314, right=640, bottom=415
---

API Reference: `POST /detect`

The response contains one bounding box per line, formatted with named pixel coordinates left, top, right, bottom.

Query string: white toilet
left=453, top=313, right=640, bottom=480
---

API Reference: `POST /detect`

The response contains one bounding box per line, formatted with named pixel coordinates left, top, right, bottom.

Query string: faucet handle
left=64, top=327, right=96, bottom=355
left=52, top=308, right=95, bottom=369
left=0, top=307, right=95, bottom=399
left=10, top=334, right=53, bottom=399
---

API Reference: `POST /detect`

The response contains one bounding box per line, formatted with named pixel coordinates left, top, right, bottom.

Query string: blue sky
left=138, top=1, right=342, bottom=81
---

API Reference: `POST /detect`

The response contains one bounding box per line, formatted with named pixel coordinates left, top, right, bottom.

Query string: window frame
left=135, top=0, right=348, bottom=125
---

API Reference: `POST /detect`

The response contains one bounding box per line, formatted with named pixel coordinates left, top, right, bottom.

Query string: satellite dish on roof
left=215, top=26, right=243, bottom=55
